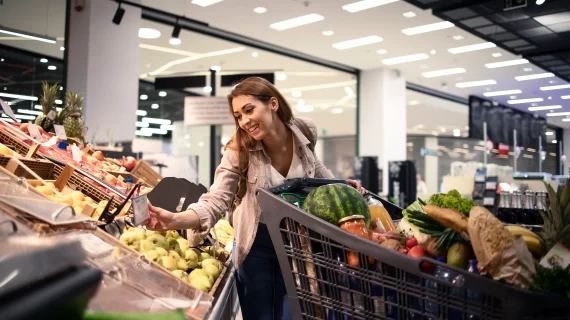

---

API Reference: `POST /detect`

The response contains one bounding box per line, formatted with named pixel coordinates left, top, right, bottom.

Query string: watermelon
left=303, top=183, right=371, bottom=227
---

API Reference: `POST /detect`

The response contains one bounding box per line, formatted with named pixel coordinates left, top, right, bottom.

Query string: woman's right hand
left=145, top=203, right=176, bottom=231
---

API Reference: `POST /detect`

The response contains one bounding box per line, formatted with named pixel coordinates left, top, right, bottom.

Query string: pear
left=146, top=234, right=168, bottom=249
left=171, top=269, right=187, bottom=281
left=119, top=231, right=138, bottom=246
left=166, top=230, right=180, bottom=239
left=201, top=258, right=223, bottom=272
left=201, top=252, right=212, bottom=261
left=139, top=239, right=156, bottom=253
left=176, top=238, right=189, bottom=250
left=203, top=264, right=221, bottom=280
left=155, top=247, right=168, bottom=257
left=158, top=256, right=178, bottom=271
left=146, top=230, right=167, bottom=237
left=189, top=276, right=211, bottom=293
left=184, top=248, right=200, bottom=268
left=129, top=240, right=140, bottom=252
left=168, top=250, right=181, bottom=261
left=143, top=250, right=160, bottom=262
left=133, top=228, right=146, bottom=240
left=189, top=268, right=214, bottom=285
left=177, top=259, right=189, bottom=271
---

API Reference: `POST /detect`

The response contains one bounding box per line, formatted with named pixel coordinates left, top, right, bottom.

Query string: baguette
left=468, top=206, right=514, bottom=270
left=423, top=205, right=468, bottom=234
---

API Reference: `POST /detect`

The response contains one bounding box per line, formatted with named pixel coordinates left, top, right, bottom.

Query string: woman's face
left=232, top=95, right=277, bottom=140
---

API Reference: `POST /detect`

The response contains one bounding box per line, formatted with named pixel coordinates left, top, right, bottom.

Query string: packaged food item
left=339, top=215, right=371, bottom=266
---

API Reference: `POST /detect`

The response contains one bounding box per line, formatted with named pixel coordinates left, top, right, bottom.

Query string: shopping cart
left=258, top=184, right=570, bottom=320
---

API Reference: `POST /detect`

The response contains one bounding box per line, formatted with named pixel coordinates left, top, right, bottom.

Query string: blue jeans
left=234, top=223, right=292, bottom=320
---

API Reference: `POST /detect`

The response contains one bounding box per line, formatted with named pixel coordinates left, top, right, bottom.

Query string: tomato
left=398, top=248, right=408, bottom=254
left=407, top=245, right=426, bottom=258
left=406, top=237, right=418, bottom=249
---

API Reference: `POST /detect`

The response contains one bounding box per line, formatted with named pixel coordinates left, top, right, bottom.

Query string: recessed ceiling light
left=60, top=46, right=65, bottom=51
left=140, top=94, right=148, bottom=100
left=142, top=117, right=172, bottom=125
left=422, top=67, right=466, bottom=78
left=55, top=99, right=63, bottom=105
left=251, top=51, right=259, bottom=57
left=169, top=38, right=181, bottom=45
left=485, top=59, right=528, bottom=69
left=342, top=0, right=399, bottom=13
left=136, top=121, right=149, bottom=128
left=455, top=79, right=496, bottom=88
left=547, top=111, right=570, bottom=117
left=136, top=110, right=147, bottom=116
left=552, top=139, right=557, bottom=143
left=47, top=65, right=57, bottom=70
left=158, top=91, right=167, bottom=97
left=332, top=35, right=383, bottom=50
left=540, top=84, right=570, bottom=91
left=191, top=0, right=223, bottom=7
left=253, top=7, right=267, bottom=13
left=492, top=52, right=502, bottom=58
left=322, top=30, right=334, bottom=36
left=524, top=68, right=533, bottom=72
left=528, top=105, right=562, bottom=111
left=545, top=132, right=554, bottom=136
left=139, top=28, right=161, bottom=39
left=408, top=100, right=420, bottom=105
left=403, top=11, right=416, bottom=18
left=548, top=96, right=552, bottom=99
left=515, top=72, right=554, bottom=81
left=562, top=95, right=570, bottom=99
left=270, top=14, right=324, bottom=31
left=483, top=90, right=522, bottom=97
left=448, top=42, right=496, bottom=54
left=276, top=73, right=287, bottom=81
left=151, top=103, right=159, bottom=109
left=210, top=65, right=221, bottom=71
left=402, top=21, right=454, bottom=36
left=203, top=86, right=212, bottom=93
left=453, top=129, right=461, bottom=137
left=430, top=49, right=436, bottom=55
left=40, top=58, right=48, bottom=63
left=563, top=118, right=570, bottom=122
left=377, top=49, right=387, bottom=55
left=507, top=97, right=543, bottom=104
left=452, top=35, right=464, bottom=40
left=0, top=92, right=38, bottom=101
left=382, top=53, right=429, bottom=65
left=292, top=91, right=302, bottom=98
left=331, top=107, right=343, bottom=114
left=536, top=0, right=546, bottom=5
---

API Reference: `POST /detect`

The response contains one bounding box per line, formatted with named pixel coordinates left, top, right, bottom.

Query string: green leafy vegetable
left=428, top=189, right=477, bottom=216
left=529, top=265, right=570, bottom=298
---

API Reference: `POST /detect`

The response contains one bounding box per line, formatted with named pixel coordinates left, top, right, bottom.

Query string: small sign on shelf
left=54, top=124, right=68, bottom=140
left=132, top=194, right=149, bottom=226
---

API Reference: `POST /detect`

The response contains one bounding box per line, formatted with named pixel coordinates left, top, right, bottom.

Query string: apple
left=93, top=151, right=104, bottom=161
left=406, top=237, right=418, bottom=249
left=104, top=174, right=118, bottom=185
left=20, top=123, right=30, bottom=134
left=94, top=173, right=105, bottom=180
left=122, top=156, right=137, bottom=171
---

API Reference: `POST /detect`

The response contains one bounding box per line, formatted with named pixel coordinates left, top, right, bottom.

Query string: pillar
left=563, top=129, right=570, bottom=175
left=424, top=136, right=439, bottom=195
left=66, top=0, right=141, bottom=144
left=359, top=68, right=406, bottom=193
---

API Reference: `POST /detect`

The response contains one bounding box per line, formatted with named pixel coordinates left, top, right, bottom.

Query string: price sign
left=71, top=144, right=82, bottom=162
left=41, top=136, right=58, bottom=147
left=28, top=124, right=43, bottom=141
left=0, top=98, right=16, bottom=122
left=132, top=194, right=149, bottom=226
left=54, top=124, right=68, bottom=140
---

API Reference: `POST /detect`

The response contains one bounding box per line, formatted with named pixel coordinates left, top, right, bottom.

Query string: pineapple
left=35, top=81, right=59, bottom=132
left=538, top=182, right=570, bottom=253
left=63, top=91, right=84, bottom=139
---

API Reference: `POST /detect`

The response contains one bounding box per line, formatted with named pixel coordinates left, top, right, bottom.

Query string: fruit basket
left=130, top=160, right=162, bottom=187
left=257, top=188, right=570, bottom=320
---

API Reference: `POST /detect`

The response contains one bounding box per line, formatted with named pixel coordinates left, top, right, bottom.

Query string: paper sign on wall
left=184, top=97, right=234, bottom=126
left=0, top=98, right=16, bottom=122
left=28, top=124, right=43, bottom=141
left=54, top=124, right=68, bottom=140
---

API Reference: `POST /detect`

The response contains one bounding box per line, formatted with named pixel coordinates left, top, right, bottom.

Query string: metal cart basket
left=257, top=188, right=570, bottom=320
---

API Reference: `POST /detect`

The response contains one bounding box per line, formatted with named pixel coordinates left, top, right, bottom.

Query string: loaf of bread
left=468, top=206, right=515, bottom=268
left=424, top=205, right=468, bottom=234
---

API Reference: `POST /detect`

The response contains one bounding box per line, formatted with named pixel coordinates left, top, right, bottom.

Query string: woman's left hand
left=347, top=179, right=367, bottom=195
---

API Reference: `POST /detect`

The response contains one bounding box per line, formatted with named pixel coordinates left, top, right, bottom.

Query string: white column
left=67, top=0, right=141, bottom=144
left=563, top=129, right=570, bottom=175
left=359, top=68, right=406, bottom=193
left=172, top=121, right=211, bottom=186
left=424, top=137, right=439, bottom=195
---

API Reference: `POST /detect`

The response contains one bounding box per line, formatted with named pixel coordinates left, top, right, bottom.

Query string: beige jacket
left=187, top=118, right=334, bottom=269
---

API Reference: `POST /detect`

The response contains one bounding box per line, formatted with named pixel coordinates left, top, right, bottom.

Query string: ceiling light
left=60, top=46, right=65, bottom=51
left=203, top=86, right=212, bottom=93
left=422, top=67, right=466, bottom=78
left=403, top=11, right=416, bottom=18
left=17, top=109, right=42, bottom=116
left=561, top=95, right=570, bottom=99
left=524, top=68, right=533, bottom=72
left=48, top=65, right=57, bottom=70
left=169, top=38, right=181, bottom=45
left=136, top=110, right=147, bottom=116
left=296, top=104, right=314, bottom=113
left=322, top=30, right=334, bottom=36
left=430, top=49, right=436, bottom=55
left=552, top=139, right=557, bottom=143
left=0, top=93, right=38, bottom=101
left=536, top=0, right=546, bottom=4
left=292, top=91, right=302, bottom=98
left=141, top=127, right=168, bottom=135
left=251, top=51, right=258, bottom=57
left=161, top=124, right=175, bottom=131
left=191, top=0, right=224, bottom=7
left=455, top=80, right=497, bottom=88
left=142, top=117, right=172, bottom=125
left=151, top=103, right=159, bottom=109
left=453, top=35, right=464, bottom=40
left=112, top=3, right=125, bottom=25
left=59, top=86, right=63, bottom=91
left=342, top=0, right=399, bottom=13
left=448, top=42, right=496, bottom=54
left=344, top=87, right=355, bottom=97
left=492, top=52, right=502, bottom=58
left=40, top=58, right=48, bottom=63
left=140, top=94, right=148, bottom=100
left=270, top=14, right=324, bottom=31
left=563, top=118, right=570, bottom=122
left=548, top=96, right=552, bottom=99
left=382, top=53, right=429, bottom=65
left=483, top=89, right=522, bottom=97
left=253, top=7, right=267, bottom=14
left=402, top=21, right=454, bottom=36
left=0, top=26, right=57, bottom=44
left=14, top=114, right=35, bottom=121
left=332, top=35, right=383, bottom=50
left=158, top=91, right=167, bottom=97
left=515, top=72, right=554, bottom=81
left=408, top=100, right=419, bottom=105
left=540, top=84, right=570, bottom=91
left=376, top=49, right=387, bottom=55
left=485, top=59, right=528, bottom=69
left=136, top=121, right=149, bottom=127
left=55, top=99, right=62, bottom=105
left=545, top=131, right=553, bottom=136
left=528, top=105, right=562, bottom=111
left=276, top=73, right=287, bottom=81
left=547, top=111, right=570, bottom=117
left=139, top=28, right=161, bottom=39
left=34, top=105, right=42, bottom=110
left=508, top=98, right=543, bottom=104
left=210, top=65, right=221, bottom=71
left=135, top=130, right=152, bottom=137
left=453, top=129, right=461, bottom=137
left=331, top=108, right=343, bottom=114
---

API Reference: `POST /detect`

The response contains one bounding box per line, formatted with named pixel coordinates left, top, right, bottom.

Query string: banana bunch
left=210, top=219, right=235, bottom=246
left=506, top=225, right=545, bottom=257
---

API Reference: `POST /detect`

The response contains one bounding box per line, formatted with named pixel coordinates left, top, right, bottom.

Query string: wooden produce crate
left=0, top=155, right=54, bottom=179
left=0, top=126, right=40, bottom=159
left=131, top=160, right=162, bottom=187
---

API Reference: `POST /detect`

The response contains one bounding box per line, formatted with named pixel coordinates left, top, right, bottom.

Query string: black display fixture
left=355, top=156, right=380, bottom=195
left=220, top=73, right=275, bottom=87
left=112, top=2, right=125, bottom=25
left=154, top=75, right=207, bottom=90
left=388, top=160, right=417, bottom=209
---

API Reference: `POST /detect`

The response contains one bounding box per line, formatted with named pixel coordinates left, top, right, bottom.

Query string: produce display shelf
left=131, top=160, right=162, bottom=187
left=0, top=127, right=40, bottom=159
left=0, top=155, right=55, bottom=180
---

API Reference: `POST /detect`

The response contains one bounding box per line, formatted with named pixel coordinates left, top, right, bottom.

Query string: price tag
left=28, top=124, right=43, bottom=141
left=71, top=144, right=82, bottom=162
left=132, top=194, right=149, bottom=226
left=0, top=98, right=16, bottom=121
left=47, top=109, right=56, bottom=121
left=54, top=124, right=67, bottom=140
left=41, top=136, right=59, bottom=147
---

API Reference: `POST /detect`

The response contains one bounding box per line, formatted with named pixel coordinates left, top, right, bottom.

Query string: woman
left=146, top=77, right=365, bottom=320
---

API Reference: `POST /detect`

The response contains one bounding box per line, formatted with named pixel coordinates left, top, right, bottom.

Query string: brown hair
left=225, top=77, right=294, bottom=173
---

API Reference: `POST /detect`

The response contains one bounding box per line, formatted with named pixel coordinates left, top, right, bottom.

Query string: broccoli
left=428, top=189, right=476, bottom=216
